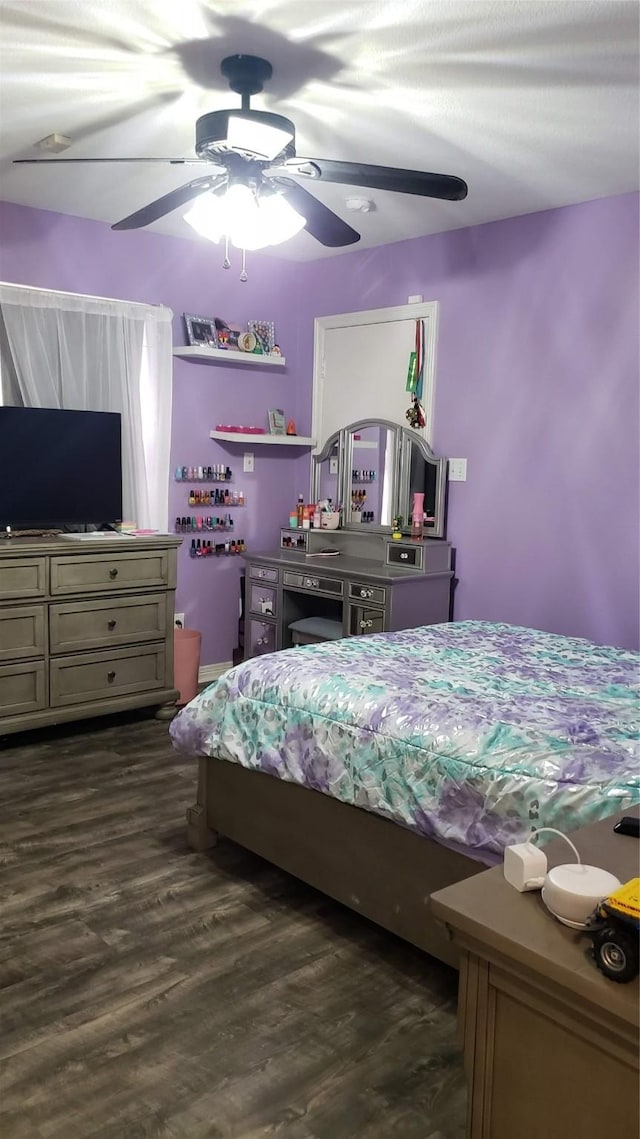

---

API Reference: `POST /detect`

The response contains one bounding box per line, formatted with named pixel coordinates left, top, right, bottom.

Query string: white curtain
left=0, top=283, right=173, bottom=531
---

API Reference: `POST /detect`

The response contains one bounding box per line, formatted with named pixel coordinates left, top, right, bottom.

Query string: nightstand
left=431, top=809, right=640, bottom=1139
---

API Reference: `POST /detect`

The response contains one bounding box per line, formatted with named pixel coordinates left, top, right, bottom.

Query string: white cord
left=530, top=827, right=582, bottom=865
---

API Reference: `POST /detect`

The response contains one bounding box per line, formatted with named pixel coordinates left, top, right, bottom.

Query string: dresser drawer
left=50, top=593, right=170, bottom=654
left=0, top=660, right=46, bottom=716
left=49, top=645, right=166, bottom=707
left=50, top=551, right=169, bottom=595
left=348, top=581, right=387, bottom=606
left=0, top=558, right=46, bottom=600
left=0, top=605, right=46, bottom=662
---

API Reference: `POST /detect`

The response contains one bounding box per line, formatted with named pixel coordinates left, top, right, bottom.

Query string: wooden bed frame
left=187, top=755, right=485, bottom=967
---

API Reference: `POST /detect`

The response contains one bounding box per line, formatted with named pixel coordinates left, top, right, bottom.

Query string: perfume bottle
left=411, top=491, right=424, bottom=540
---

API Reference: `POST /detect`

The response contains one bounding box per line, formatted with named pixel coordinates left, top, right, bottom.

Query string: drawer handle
left=400, top=552, right=409, bottom=560
left=359, top=588, right=373, bottom=599
left=109, top=567, right=119, bottom=579
left=360, top=619, right=374, bottom=630
left=107, top=619, right=117, bottom=630
left=107, top=670, right=116, bottom=682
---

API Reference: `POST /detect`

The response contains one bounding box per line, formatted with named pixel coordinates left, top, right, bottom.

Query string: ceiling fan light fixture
left=226, top=115, right=294, bottom=162
left=183, top=184, right=304, bottom=252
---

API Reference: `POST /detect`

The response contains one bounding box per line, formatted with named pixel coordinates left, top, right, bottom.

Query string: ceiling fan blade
left=111, top=175, right=226, bottom=231
left=14, top=157, right=211, bottom=166
left=269, top=178, right=360, bottom=247
left=284, top=158, right=468, bottom=202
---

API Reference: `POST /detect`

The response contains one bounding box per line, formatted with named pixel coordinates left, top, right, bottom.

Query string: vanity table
left=244, top=533, right=453, bottom=658
left=243, top=419, right=454, bottom=659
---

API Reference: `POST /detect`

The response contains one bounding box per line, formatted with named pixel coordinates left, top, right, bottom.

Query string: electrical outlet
left=243, top=452, right=254, bottom=473
left=448, top=458, right=468, bottom=482
left=329, top=457, right=339, bottom=475
left=174, top=612, right=185, bottom=630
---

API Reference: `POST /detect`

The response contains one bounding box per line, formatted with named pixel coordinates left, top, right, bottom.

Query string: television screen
left=0, top=406, right=122, bottom=528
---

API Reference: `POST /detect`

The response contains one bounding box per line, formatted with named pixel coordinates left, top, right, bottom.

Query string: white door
left=312, top=301, right=438, bottom=451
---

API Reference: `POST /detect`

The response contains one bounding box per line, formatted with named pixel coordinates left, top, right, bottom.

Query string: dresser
left=243, top=529, right=453, bottom=659
left=431, top=810, right=640, bottom=1139
left=0, top=535, right=181, bottom=735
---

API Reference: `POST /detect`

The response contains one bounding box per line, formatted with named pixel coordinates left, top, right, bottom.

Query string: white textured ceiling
left=0, top=0, right=638, bottom=261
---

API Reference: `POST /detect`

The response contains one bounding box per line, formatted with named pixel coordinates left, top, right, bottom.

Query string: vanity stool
left=289, top=616, right=344, bottom=646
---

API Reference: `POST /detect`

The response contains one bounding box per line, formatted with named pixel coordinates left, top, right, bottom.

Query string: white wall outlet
left=243, top=452, right=254, bottom=473
left=174, top=612, right=185, bottom=630
left=448, top=458, right=468, bottom=482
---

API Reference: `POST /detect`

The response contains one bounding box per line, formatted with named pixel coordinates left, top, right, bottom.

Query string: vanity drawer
left=386, top=542, right=423, bottom=570
left=0, top=605, right=46, bottom=662
left=247, top=618, right=277, bottom=659
left=0, top=660, right=46, bottom=716
left=348, top=581, right=386, bottom=606
left=50, top=551, right=169, bottom=595
left=0, top=558, right=46, bottom=600
left=248, top=583, right=277, bottom=618
left=249, top=564, right=279, bottom=584
left=349, top=606, right=386, bottom=637
left=49, top=644, right=166, bottom=707
left=50, top=593, right=169, bottom=654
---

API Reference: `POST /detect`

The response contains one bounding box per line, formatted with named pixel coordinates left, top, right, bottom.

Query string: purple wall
left=292, top=193, right=640, bottom=650
left=1, top=191, right=638, bottom=657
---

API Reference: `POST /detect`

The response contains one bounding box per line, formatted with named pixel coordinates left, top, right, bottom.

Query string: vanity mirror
left=312, top=419, right=447, bottom=538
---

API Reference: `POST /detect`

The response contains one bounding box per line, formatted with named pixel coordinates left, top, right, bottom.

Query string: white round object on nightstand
left=541, top=863, right=621, bottom=927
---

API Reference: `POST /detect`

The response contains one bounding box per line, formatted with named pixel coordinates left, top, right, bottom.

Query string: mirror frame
left=312, top=418, right=447, bottom=538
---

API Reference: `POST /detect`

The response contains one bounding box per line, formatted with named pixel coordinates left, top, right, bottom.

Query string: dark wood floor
left=0, top=713, right=466, bottom=1139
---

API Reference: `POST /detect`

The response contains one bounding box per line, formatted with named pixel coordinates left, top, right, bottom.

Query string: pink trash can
left=174, top=628, right=201, bottom=705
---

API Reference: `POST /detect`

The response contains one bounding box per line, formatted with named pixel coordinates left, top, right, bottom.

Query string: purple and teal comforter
left=170, top=621, right=640, bottom=863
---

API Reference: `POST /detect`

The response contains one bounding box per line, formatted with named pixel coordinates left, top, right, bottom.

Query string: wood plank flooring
left=0, top=713, right=466, bottom=1139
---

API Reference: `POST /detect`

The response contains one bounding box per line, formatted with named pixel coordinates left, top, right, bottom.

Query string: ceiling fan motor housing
left=195, top=110, right=297, bottom=163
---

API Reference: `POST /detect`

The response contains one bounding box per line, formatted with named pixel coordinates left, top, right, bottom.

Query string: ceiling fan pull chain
left=222, top=234, right=231, bottom=270
left=240, top=247, right=248, bottom=283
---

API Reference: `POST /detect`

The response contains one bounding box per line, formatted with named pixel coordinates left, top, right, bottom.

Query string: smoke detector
left=36, top=133, right=71, bottom=154
left=345, top=196, right=376, bottom=213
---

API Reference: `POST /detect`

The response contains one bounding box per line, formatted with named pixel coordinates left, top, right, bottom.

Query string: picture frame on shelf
left=267, top=408, right=286, bottom=435
left=184, top=313, right=217, bottom=347
left=248, top=320, right=276, bottom=355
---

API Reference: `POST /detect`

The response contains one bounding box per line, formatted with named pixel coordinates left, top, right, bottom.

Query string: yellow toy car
left=584, top=878, right=640, bottom=983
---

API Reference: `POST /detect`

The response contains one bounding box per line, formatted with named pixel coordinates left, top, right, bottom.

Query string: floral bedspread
left=170, top=621, right=640, bottom=863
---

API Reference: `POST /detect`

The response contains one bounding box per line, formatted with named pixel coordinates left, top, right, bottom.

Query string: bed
left=170, top=620, right=640, bottom=965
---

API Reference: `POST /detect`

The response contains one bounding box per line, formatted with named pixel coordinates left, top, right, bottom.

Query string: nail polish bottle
left=190, top=539, right=196, bottom=558
left=175, top=516, right=181, bottom=532
left=226, top=466, right=232, bottom=481
left=175, top=467, right=182, bottom=481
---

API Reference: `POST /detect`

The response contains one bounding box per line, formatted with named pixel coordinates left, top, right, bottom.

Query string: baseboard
left=198, top=661, right=233, bottom=684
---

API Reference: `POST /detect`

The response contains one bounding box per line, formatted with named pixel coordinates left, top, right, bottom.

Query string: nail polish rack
left=352, top=470, right=376, bottom=483
left=175, top=516, right=239, bottom=533
left=175, top=466, right=233, bottom=482
left=184, top=489, right=245, bottom=507
left=188, top=538, right=246, bottom=558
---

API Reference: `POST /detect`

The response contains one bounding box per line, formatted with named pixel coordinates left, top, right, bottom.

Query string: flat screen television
left=0, top=406, right=122, bottom=529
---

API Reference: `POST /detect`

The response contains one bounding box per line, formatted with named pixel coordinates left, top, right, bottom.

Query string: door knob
left=109, top=567, right=118, bottom=579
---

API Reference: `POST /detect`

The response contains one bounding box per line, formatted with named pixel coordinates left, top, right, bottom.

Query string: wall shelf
left=210, top=430, right=316, bottom=447
left=173, top=346, right=286, bottom=367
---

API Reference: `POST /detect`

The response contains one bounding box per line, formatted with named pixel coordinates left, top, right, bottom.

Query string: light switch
left=243, top=452, right=254, bottom=473
left=329, top=457, right=338, bottom=475
left=448, top=458, right=467, bottom=482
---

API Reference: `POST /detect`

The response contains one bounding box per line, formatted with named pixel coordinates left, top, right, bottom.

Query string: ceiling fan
left=15, top=54, right=468, bottom=251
